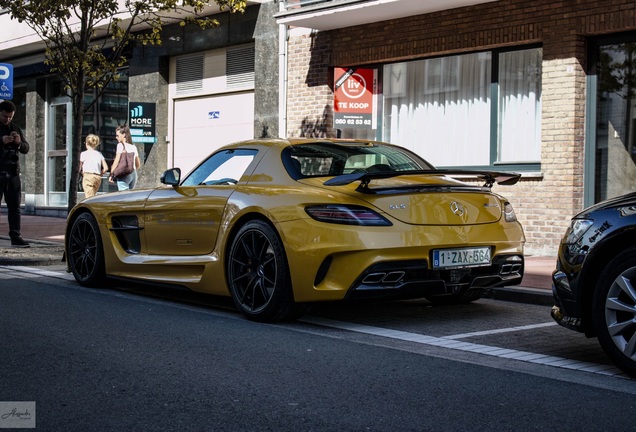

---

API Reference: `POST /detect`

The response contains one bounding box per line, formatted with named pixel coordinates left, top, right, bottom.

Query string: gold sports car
left=66, top=138, right=526, bottom=322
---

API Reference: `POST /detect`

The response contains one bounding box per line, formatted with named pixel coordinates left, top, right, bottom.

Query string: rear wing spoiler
left=324, top=169, right=521, bottom=189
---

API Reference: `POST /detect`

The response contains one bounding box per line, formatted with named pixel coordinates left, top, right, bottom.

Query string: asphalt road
left=1, top=266, right=634, bottom=431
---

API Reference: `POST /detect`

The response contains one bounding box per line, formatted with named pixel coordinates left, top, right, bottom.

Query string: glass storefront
left=47, top=70, right=129, bottom=203
left=82, top=70, right=129, bottom=164
left=336, top=48, right=543, bottom=170
left=382, top=47, right=542, bottom=169
left=47, top=98, right=71, bottom=206
left=593, top=37, right=636, bottom=202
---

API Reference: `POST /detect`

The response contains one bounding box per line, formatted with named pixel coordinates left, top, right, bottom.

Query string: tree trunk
left=67, top=89, right=85, bottom=212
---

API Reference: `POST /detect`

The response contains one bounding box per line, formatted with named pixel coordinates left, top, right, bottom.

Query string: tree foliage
left=0, top=0, right=246, bottom=210
left=598, top=43, right=636, bottom=99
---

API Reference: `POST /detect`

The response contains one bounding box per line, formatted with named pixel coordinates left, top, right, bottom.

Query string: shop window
left=497, top=48, right=542, bottom=163
left=382, top=47, right=542, bottom=169
left=81, top=70, right=129, bottom=163
left=592, top=38, right=636, bottom=202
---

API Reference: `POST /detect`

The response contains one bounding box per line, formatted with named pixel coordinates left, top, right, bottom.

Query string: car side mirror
left=160, top=168, right=181, bottom=186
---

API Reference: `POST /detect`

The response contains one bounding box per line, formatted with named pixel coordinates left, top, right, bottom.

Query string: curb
left=488, top=286, right=553, bottom=306
left=0, top=255, right=65, bottom=266
left=0, top=237, right=65, bottom=267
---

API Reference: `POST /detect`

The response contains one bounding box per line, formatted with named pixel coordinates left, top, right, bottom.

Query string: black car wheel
left=67, top=212, right=106, bottom=287
left=593, top=247, right=636, bottom=377
left=227, top=220, right=303, bottom=322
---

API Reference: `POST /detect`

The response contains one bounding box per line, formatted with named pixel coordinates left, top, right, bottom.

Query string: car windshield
left=181, top=149, right=257, bottom=186
left=283, top=142, right=434, bottom=178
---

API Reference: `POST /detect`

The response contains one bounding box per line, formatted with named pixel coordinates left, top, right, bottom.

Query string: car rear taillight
left=305, top=205, right=392, bottom=226
left=503, top=202, right=518, bottom=222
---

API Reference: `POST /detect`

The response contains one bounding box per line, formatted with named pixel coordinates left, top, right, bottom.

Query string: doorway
left=47, top=97, right=72, bottom=207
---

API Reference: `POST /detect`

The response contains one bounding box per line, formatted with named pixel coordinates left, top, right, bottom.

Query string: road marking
left=3, top=266, right=628, bottom=379
left=0, top=266, right=75, bottom=281
left=443, top=322, right=558, bottom=339
left=302, top=317, right=627, bottom=378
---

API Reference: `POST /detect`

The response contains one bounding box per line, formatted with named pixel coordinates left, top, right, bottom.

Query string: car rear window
left=283, top=142, right=434, bottom=178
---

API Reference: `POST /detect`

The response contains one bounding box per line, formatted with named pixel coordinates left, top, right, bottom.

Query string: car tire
left=592, top=246, right=636, bottom=377
left=67, top=212, right=106, bottom=287
left=226, top=220, right=305, bottom=322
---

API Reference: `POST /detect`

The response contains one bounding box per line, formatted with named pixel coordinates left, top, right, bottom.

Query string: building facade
left=277, top=0, right=636, bottom=256
left=2, top=0, right=636, bottom=258
left=0, top=0, right=279, bottom=215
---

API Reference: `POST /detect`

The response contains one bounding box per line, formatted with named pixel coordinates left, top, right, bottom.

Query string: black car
left=552, top=192, right=636, bottom=376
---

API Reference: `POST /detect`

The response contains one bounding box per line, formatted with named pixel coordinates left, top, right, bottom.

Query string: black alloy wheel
left=593, top=246, right=636, bottom=377
left=67, top=212, right=105, bottom=287
left=226, top=220, right=301, bottom=322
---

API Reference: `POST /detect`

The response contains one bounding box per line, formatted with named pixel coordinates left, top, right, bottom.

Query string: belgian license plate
left=432, top=247, right=491, bottom=269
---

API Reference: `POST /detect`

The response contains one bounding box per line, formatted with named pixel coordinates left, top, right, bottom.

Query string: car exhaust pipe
left=362, top=271, right=405, bottom=285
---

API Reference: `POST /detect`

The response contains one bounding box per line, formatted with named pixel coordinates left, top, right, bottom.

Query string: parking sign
left=0, top=63, right=13, bottom=99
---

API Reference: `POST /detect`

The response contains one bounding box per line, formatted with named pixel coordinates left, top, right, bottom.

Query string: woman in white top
left=80, top=134, right=108, bottom=198
left=109, top=125, right=141, bottom=191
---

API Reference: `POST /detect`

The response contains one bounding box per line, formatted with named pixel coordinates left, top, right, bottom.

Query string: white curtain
left=383, top=52, right=492, bottom=166
left=498, top=48, right=542, bottom=162
left=383, top=48, right=542, bottom=166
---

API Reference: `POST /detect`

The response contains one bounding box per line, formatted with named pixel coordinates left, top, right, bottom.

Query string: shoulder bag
left=112, top=145, right=135, bottom=179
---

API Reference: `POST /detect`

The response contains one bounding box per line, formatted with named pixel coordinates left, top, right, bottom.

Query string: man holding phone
left=0, top=100, right=30, bottom=247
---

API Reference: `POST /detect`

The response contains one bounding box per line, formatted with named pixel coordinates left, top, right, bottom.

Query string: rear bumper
left=345, top=254, right=524, bottom=300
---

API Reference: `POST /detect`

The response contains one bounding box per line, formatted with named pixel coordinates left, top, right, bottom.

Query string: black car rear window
left=282, top=142, right=434, bottom=179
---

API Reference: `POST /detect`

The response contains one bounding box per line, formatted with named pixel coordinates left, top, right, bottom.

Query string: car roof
left=221, top=138, right=387, bottom=151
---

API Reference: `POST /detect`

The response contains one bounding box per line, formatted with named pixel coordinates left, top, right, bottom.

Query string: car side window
left=181, top=149, right=257, bottom=186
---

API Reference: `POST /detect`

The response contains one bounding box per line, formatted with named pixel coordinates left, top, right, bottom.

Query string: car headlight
left=503, top=202, right=517, bottom=222
left=305, top=205, right=392, bottom=226
left=563, top=218, right=593, bottom=244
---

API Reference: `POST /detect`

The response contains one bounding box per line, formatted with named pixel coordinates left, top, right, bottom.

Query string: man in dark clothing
left=0, top=100, right=30, bottom=247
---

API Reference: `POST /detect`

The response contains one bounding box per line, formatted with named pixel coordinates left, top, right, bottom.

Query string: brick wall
left=287, top=29, right=335, bottom=138
left=285, top=0, right=636, bottom=256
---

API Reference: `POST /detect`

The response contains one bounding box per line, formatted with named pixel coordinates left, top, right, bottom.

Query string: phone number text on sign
left=334, top=116, right=373, bottom=126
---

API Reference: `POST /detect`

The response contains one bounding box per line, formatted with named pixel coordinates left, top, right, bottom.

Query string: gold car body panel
left=273, top=216, right=524, bottom=301
left=66, top=139, right=525, bottom=302
left=298, top=176, right=504, bottom=225
left=143, top=186, right=232, bottom=256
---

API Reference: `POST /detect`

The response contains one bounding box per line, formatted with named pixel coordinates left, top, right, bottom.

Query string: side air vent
left=226, top=46, right=255, bottom=89
left=176, top=55, right=204, bottom=94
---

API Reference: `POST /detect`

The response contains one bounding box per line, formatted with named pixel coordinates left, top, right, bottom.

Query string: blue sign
left=129, top=102, right=156, bottom=144
left=0, top=63, right=13, bottom=100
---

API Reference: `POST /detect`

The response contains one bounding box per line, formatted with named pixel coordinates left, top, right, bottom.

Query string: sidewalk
left=0, top=214, right=66, bottom=266
left=0, top=214, right=555, bottom=304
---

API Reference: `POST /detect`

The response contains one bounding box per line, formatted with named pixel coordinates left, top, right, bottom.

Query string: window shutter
left=226, top=46, right=255, bottom=89
left=176, top=55, right=204, bottom=94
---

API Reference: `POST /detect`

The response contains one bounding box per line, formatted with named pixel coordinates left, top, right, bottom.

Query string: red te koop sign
left=333, top=67, right=377, bottom=130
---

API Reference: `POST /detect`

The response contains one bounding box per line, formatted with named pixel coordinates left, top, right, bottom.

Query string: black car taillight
left=305, top=205, right=392, bottom=226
